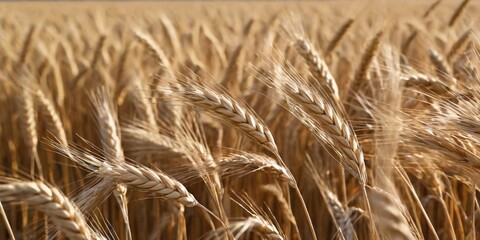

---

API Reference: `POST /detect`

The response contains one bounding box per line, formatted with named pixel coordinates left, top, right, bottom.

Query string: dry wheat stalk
left=0, top=180, right=100, bottom=240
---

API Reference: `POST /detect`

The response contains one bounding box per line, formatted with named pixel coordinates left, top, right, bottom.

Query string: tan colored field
left=0, top=0, right=479, bottom=239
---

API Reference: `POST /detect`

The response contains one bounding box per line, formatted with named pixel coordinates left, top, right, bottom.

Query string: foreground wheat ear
left=51, top=140, right=198, bottom=207
left=0, top=179, right=103, bottom=240
left=271, top=65, right=367, bottom=185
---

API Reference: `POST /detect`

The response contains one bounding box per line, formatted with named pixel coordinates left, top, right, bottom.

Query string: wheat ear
left=89, top=88, right=124, bottom=161
left=121, top=122, right=183, bottom=159
left=401, top=73, right=453, bottom=95
left=99, top=160, right=198, bottom=207
left=34, top=88, right=68, bottom=147
left=353, top=31, right=383, bottom=85
left=57, top=144, right=198, bottom=207
left=423, top=0, right=442, bottom=18
left=401, top=30, right=418, bottom=54
left=448, top=0, right=470, bottom=27
left=306, top=156, right=357, bottom=240
left=447, top=29, right=472, bottom=63
left=0, top=180, right=100, bottom=240
left=16, top=68, right=43, bottom=178
left=218, top=153, right=295, bottom=186
left=325, top=18, right=354, bottom=56
left=165, top=80, right=279, bottom=154
left=89, top=88, right=131, bottom=239
left=368, top=187, right=417, bottom=240
left=18, top=25, right=36, bottom=65
left=272, top=66, right=367, bottom=185
left=294, top=38, right=340, bottom=101
left=134, top=29, right=175, bottom=78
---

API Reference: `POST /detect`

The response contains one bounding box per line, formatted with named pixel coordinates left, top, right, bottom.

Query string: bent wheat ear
left=56, top=143, right=198, bottom=207
left=353, top=31, right=383, bottom=84
left=97, top=161, right=198, bottom=207
left=34, top=88, right=68, bottom=147
left=89, top=88, right=124, bottom=162
left=164, top=79, right=279, bottom=154
left=271, top=66, right=367, bottom=185
left=0, top=180, right=101, bottom=240
left=218, top=153, right=295, bottom=187
left=401, top=73, right=453, bottom=95
left=294, top=39, right=340, bottom=101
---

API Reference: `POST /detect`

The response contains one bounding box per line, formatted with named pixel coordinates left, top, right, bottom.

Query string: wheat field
left=0, top=0, right=479, bottom=239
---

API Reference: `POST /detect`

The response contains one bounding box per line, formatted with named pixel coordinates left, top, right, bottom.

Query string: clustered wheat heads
left=0, top=1, right=479, bottom=239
